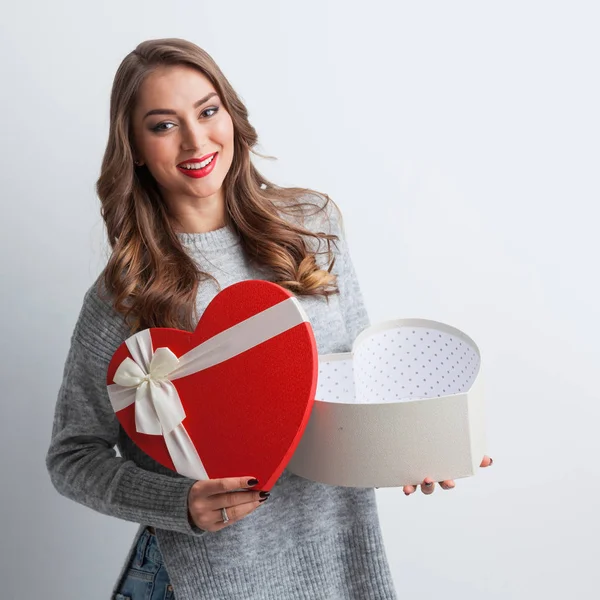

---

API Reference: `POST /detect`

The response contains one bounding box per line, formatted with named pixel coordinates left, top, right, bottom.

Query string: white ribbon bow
left=113, top=347, right=183, bottom=436
left=107, top=296, right=310, bottom=481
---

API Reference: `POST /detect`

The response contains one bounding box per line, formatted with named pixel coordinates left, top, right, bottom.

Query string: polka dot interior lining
left=317, top=325, right=480, bottom=404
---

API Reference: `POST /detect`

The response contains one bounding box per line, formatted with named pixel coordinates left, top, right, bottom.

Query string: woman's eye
left=202, top=106, right=219, bottom=118
left=151, top=122, right=174, bottom=133
left=151, top=107, right=219, bottom=133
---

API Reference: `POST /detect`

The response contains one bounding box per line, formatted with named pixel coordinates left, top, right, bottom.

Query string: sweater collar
left=177, top=225, right=240, bottom=252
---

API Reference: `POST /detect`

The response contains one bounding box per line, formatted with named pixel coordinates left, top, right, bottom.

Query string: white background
left=1, top=1, right=598, bottom=598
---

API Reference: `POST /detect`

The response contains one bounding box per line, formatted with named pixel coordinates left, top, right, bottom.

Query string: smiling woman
left=46, top=38, right=401, bottom=600
left=144, top=91, right=223, bottom=178
left=98, top=39, right=342, bottom=335
left=131, top=70, right=234, bottom=228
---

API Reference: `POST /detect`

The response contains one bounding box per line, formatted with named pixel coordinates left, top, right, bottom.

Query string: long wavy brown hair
left=96, top=38, right=342, bottom=333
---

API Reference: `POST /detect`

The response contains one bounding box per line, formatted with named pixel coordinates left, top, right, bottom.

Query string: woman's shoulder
left=71, top=272, right=131, bottom=363
left=273, top=190, right=345, bottom=238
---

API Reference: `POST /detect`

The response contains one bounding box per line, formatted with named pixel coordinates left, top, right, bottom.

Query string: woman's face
left=131, top=64, right=235, bottom=213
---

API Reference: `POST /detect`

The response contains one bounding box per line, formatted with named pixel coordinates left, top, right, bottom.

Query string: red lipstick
left=177, top=152, right=218, bottom=179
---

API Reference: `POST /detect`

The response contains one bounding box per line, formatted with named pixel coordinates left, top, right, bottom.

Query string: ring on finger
left=221, top=507, right=230, bottom=523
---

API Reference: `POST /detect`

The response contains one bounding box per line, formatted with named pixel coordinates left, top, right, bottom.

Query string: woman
left=46, top=38, right=492, bottom=600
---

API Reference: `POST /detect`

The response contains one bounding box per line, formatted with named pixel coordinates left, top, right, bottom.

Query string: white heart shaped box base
left=287, top=318, right=486, bottom=488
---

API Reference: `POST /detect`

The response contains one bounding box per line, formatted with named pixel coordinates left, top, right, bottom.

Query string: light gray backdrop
left=1, top=1, right=598, bottom=598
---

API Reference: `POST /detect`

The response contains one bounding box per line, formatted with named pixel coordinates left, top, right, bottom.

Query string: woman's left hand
left=403, top=455, right=493, bottom=495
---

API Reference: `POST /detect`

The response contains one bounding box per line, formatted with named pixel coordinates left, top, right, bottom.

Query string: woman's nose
left=180, top=121, right=207, bottom=152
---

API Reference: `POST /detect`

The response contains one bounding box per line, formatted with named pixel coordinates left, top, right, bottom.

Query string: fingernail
left=259, top=491, right=270, bottom=498
left=404, top=491, right=410, bottom=496
left=425, top=481, right=433, bottom=487
left=259, top=496, right=269, bottom=503
left=489, top=458, right=494, bottom=465
left=247, top=479, right=259, bottom=486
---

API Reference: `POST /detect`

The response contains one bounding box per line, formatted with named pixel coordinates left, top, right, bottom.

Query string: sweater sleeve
left=298, top=192, right=371, bottom=343
left=45, top=282, right=205, bottom=536
left=328, top=202, right=371, bottom=343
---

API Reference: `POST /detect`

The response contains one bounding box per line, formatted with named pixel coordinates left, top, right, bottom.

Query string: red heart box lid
left=106, top=280, right=318, bottom=491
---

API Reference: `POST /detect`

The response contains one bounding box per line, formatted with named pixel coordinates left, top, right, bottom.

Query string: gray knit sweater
left=46, top=195, right=398, bottom=600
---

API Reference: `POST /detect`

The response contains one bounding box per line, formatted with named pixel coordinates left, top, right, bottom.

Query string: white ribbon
left=107, top=296, right=310, bottom=480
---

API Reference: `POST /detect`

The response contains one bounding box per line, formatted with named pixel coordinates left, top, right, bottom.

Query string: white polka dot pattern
left=317, top=324, right=480, bottom=404
left=315, top=358, right=355, bottom=403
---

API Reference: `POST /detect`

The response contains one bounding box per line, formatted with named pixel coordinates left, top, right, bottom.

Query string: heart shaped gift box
left=287, top=318, right=486, bottom=488
left=106, top=280, right=318, bottom=492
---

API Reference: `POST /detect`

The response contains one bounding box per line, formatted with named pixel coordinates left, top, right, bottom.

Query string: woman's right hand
left=187, top=476, right=269, bottom=532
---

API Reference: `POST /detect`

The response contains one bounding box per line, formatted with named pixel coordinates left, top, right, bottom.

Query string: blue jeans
left=114, top=527, right=174, bottom=600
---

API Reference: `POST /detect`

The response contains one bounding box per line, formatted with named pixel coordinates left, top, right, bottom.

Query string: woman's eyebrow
left=143, top=92, right=219, bottom=119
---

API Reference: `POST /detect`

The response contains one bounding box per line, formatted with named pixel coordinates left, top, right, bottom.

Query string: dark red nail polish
left=489, top=458, right=494, bottom=465
left=247, top=479, right=259, bottom=486
left=259, top=496, right=269, bottom=503
left=259, top=491, right=270, bottom=498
